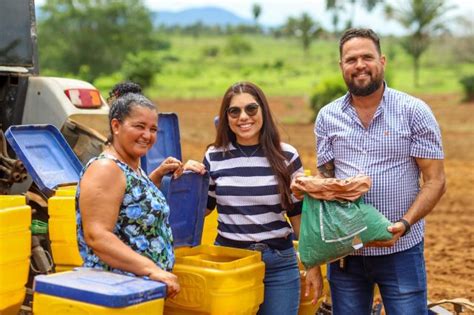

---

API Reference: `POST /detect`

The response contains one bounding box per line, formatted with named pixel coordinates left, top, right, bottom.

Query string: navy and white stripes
left=204, top=142, right=303, bottom=250
left=315, top=85, right=444, bottom=256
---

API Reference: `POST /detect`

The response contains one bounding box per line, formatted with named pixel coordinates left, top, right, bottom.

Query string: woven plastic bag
left=299, top=196, right=392, bottom=268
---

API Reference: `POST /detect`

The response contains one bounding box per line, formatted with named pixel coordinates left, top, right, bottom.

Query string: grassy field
left=103, top=34, right=474, bottom=100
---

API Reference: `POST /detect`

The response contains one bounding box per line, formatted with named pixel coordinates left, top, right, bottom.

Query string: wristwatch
left=398, top=218, right=411, bottom=236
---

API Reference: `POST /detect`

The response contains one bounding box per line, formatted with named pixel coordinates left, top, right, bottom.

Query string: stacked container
left=33, top=268, right=167, bottom=315
left=48, top=186, right=82, bottom=272
left=5, top=124, right=84, bottom=274
left=0, top=195, right=31, bottom=315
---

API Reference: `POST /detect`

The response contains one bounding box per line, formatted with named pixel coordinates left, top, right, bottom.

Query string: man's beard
left=345, top=73, right=384, bottom=96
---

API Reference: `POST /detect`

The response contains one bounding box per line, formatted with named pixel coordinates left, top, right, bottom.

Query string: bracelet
left=398, top=218, right=411, bottom=237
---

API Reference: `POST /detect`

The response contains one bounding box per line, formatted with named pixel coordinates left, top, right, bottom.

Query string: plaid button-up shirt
left=315, top=85, right=444, bottom=255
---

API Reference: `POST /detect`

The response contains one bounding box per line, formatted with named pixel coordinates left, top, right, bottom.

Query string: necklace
left=106, top=145, right=141, bottom=174
left=235, top=143, right=261, bottom=158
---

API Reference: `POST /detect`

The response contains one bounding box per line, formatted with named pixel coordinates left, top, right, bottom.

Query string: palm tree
left=284, top=13, right=321, bottom=54
left=385, top=0, right=454, bottom=86
left=252, top=3, right=262, bottom=26
left=325, top=0, right=384, bottom=34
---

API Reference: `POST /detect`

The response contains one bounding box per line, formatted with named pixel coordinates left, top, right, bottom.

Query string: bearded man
left=306, top=28, right=446, bottom=315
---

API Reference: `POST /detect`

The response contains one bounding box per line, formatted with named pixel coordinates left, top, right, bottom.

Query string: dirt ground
left=157, top=93, right=474, bottom=308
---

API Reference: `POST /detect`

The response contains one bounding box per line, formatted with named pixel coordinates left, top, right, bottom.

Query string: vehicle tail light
left=65, top=89, right=102, bottom=108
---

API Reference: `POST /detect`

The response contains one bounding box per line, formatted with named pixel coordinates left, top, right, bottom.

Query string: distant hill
left=152, top=7, right=253, bottom=27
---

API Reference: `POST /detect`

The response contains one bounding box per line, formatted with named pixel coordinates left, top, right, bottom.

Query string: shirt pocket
left=376, top=117, right=412, bottom=159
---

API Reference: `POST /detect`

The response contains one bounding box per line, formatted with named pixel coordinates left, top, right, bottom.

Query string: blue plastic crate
left=141, top=113, right=182, bottom=174
left=161, top=171, right=210, bottom=247
left=33, top=268, right=166, bottom=307
left=5, top=124, right=82, bottom=197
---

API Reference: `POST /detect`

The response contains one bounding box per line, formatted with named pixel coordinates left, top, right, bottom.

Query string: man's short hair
left=339, top=28, right=381, bottom=57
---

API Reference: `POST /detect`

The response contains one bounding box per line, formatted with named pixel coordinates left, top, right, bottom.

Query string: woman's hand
left=148, top=268, right=181, bottom=299
left=158, top=157, right=183, bottom=175
left=305, top=265, right=323, bottom=305
left=149, top=157, right=183, bottom=185
left=182, top=160, right=206, bottom=176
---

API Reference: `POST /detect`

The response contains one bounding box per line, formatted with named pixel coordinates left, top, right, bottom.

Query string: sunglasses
left=227, top=103, right=260, bottom=119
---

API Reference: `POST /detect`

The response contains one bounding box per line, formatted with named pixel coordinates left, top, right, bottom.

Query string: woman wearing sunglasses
left=204, top=81, right=321, bottom=314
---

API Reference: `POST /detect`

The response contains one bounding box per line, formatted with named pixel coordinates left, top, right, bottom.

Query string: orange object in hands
left=290, top=175, right=372, bottom=202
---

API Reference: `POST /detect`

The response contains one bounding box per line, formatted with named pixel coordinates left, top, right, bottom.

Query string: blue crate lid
left=141, top=113, right=182, bottom=174
left=161, top=171, right=210, bottom=247
left=5, top=124, right=82, bottom=196
left=33, top=268, right=166, bottom=307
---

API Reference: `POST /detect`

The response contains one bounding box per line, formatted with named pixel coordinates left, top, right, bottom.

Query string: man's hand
left=305, top=265, right=323, bottom=305
left=317, top=160, right=335, bottom=178
left=365, top=221, right=406, bottom=247
left=290, top=173, right=306, bottom=200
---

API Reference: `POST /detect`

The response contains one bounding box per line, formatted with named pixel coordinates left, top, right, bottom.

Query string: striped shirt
left=204, top=142, right=303, bottom=250
left=315, top=85, right=444, bottom=256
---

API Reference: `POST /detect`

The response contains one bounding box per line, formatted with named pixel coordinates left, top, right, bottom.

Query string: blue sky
left=144, top=0, right=473, bottom=35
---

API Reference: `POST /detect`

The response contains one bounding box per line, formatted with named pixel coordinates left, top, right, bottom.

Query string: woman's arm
left=288, top=214, right=301, bottom=239
left=79, top=159, right=179, bottom=297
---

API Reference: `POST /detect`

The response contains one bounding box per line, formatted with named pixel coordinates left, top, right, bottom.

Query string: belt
left=247, top=243, right=270, bottom=252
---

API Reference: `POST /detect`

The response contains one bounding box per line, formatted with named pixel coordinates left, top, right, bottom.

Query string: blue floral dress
left=75, top=154, right=175, bottom=273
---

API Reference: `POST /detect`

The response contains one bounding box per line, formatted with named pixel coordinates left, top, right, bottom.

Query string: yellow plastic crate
left=48, top=189, right=83, bottom=268
left=55, top=185, right=77, bottom=196
left=0, top=195, right=26, bottom=208
left=164, top=244, right=265, bottom=315
left=0, top=228, right=30, bottom=264
left=0, top=259, right=30, bottom=292
left=0, top=288, right=26, bottom=315
left=200, top=211, right=218, bottom=246
left=33, top=293, right=165, bottom=315
left=0, top=196, right=31, bottom=315
left=54, top=265, right=78, bottom=273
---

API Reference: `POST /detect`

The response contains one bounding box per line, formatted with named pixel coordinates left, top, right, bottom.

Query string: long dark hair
left=212, top=81, right=294, bottom=211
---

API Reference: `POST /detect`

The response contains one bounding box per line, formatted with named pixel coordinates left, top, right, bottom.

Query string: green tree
left=121, top=51, right=161, bottom=89
left=252, top=3, right=262, bottom=26
left=38, top=0, right=161, bottom=80
left=326, top=0, right=384, bottom=34
left=385, top=0, right=453, bottom=86
left=284, top=13, right=322, bottom=54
